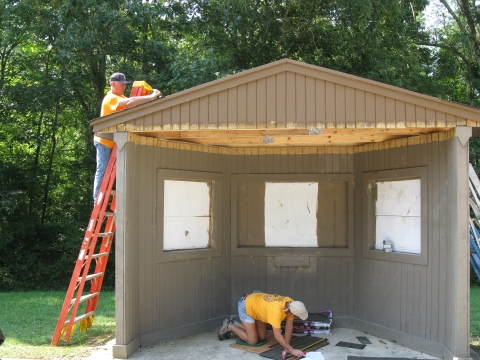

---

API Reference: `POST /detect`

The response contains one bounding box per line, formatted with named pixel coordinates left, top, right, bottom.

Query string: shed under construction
left=89, top=59, right=480, bottom=359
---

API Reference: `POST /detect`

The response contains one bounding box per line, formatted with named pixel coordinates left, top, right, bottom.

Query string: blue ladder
left=470, top=220, right=480, bottom=281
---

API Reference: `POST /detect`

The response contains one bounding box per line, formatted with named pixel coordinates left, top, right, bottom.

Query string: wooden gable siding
left=352, top=135, right=459, bottom=348
left=121, top=71, right=471, bottom=133
left=92, top=59, right=480, bottom=135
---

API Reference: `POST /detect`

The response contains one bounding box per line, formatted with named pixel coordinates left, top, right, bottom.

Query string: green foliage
left=418, top=0, right=480, bottom=106
left=175, top=0, right=434, bottom=93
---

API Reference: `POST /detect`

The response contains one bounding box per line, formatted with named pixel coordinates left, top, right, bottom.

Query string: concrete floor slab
left=86, top=327, right=443, bottom=360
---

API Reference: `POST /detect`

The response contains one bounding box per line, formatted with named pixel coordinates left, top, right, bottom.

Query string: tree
left=173, top=0, right=434, bottom=93
left=0, top=0, right=182, bottom=290
left=418, top=0, right=480, bottom=105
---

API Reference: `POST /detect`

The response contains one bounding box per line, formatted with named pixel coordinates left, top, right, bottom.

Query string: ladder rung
left=110, top=190, right=116, bottom=195
left=70, top=292, right=99, bottom=305
left=78, top=272, right=103, bottom=283
left=64, top=311, right=95, bottom=326
left=99, top=232, right=114, bottom=237
left=90, top=252, right=109, bottom=259
left=105, top=211, right=115, bottom=216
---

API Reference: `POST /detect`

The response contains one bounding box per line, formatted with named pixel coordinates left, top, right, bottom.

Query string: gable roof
left=90, top=58, right=480, bottom=148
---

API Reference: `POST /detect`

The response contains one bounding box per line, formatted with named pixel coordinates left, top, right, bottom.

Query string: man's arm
left=284, top=318, right=293, bottom=344
left=118, top=89, right=162, bottom=108
left=272, top=327, right=304, bottom=358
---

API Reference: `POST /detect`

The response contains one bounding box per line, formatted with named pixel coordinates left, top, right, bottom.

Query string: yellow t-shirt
left=245, top=293, right=295, bottom=329
left=101, top=91, right=127, bottom=116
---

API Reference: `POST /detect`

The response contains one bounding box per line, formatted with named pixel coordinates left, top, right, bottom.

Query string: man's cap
left=110, top=72, right=130, bottom=83
left=289, top=301, right=308, bottom=320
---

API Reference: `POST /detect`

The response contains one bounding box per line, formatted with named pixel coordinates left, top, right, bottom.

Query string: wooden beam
left=137, top=134, right=408, bottom=147
left=134, top=127, right=452, bottom=139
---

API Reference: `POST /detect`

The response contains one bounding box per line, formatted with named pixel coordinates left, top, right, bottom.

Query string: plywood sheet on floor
left=229, top=333, right=281, bottom=354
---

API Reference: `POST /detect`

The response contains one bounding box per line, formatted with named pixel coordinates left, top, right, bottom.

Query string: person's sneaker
left=217, top=318, right=231, bottom=340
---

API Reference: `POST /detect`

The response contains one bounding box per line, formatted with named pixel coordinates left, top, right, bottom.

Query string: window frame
left=157, top=169, right=222, bottom=263
left=362, top=167, right=428, bottom=265
left=231, top=173, right=354, bottom=257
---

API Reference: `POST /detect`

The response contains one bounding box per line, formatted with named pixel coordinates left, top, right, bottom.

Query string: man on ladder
left=93, top=72, right=162, bottom=200
left=51, top=73, right=164, bottom=346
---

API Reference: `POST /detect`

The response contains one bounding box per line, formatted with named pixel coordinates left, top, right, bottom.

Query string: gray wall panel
left=230, top=152, right=355, bottom=317
left=352, top=135, right=469, bottom=358
left=125, top=144, right=228, bottom=340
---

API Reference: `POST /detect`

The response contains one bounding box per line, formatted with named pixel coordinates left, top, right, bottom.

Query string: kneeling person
left=218, top=292, right=308, bottom=359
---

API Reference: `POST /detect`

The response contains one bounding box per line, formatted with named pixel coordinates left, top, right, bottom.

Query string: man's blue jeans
left=93, top=141, right=113, bottom=201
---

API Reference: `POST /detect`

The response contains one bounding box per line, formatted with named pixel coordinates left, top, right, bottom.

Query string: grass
left=0, top=291, right=115, bottom=359
left=471, top=285, right=480, bottom=353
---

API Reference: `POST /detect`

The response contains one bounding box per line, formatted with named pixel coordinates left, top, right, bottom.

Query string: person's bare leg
left=233, top=321, right=245, bottom=330
left=256, top=320, right=268, bottom=341
left=229, top=321, right=258, bottom=344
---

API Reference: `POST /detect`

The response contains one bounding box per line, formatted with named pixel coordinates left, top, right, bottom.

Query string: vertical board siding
left=227, top=87, right=237, bottom=127
left=218, top=90, right=228, bottom=129
left=257, top=78, right=267, bottom=128
left=125, top=132, right=461, bottom=352
left=416, top=105, right=426, bottom=127
left=286, top=72, right=296, bottom=127
left=162, top=107, right=172, bottom=130
left=355, top=89, right=366, bottom=127
left=126, top=69, right=477, bottom=131
left=230, top=151, right=355, bottom=315
left=317, top=183, right=338, bottom=247
left=316, top=79, right=326, bottom=127
left=305, top=77, right=316, bottom=128
left=365, top=92, right=376, bottom=128
left=190, top=99, right=199, bottom=129
left=247, top=81, right=257, bottom=128
left=354, top=138, right=453, bottom=345
left=333, top=181, right=348, bottom=247
left=266, top=75, right=277, bottom=128
left=375, top=95, right=386, bottom=128
left=133, top=144, right=226, bottom=337
left=345, top=86, right=355, bottom=128
left=296, top=74, right=306, bottom=128
left=276, top=73, right=286, bottom=128
left=237, top=84, right=247, bottom=128
left=336, top=84, right=346, bottom=128
left=180, top=103, right=190, bottom=130
left=199, top=96, right=209, bottom=129
left=325, top=82, right=336, bottom=128
left=208, top=93, right=218, bottom=128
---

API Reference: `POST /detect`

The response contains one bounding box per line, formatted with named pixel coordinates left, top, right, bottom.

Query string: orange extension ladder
left=51, top=145, right=117, bottom=345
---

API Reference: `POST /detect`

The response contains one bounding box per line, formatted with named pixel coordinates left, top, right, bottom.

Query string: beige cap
left=289, top=301, right=308, bottom=320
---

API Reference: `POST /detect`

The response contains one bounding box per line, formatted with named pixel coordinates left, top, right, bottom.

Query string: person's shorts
left=238, top=295, right=254, bottom=323
left=238, top=292, right=260, bottom=324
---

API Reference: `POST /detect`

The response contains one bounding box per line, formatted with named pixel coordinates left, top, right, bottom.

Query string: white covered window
left=375, top=179, right=421, bottom=254
left=264, top=182, right=318, bottom=247
left=163, top=180, right=211, bottom=251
